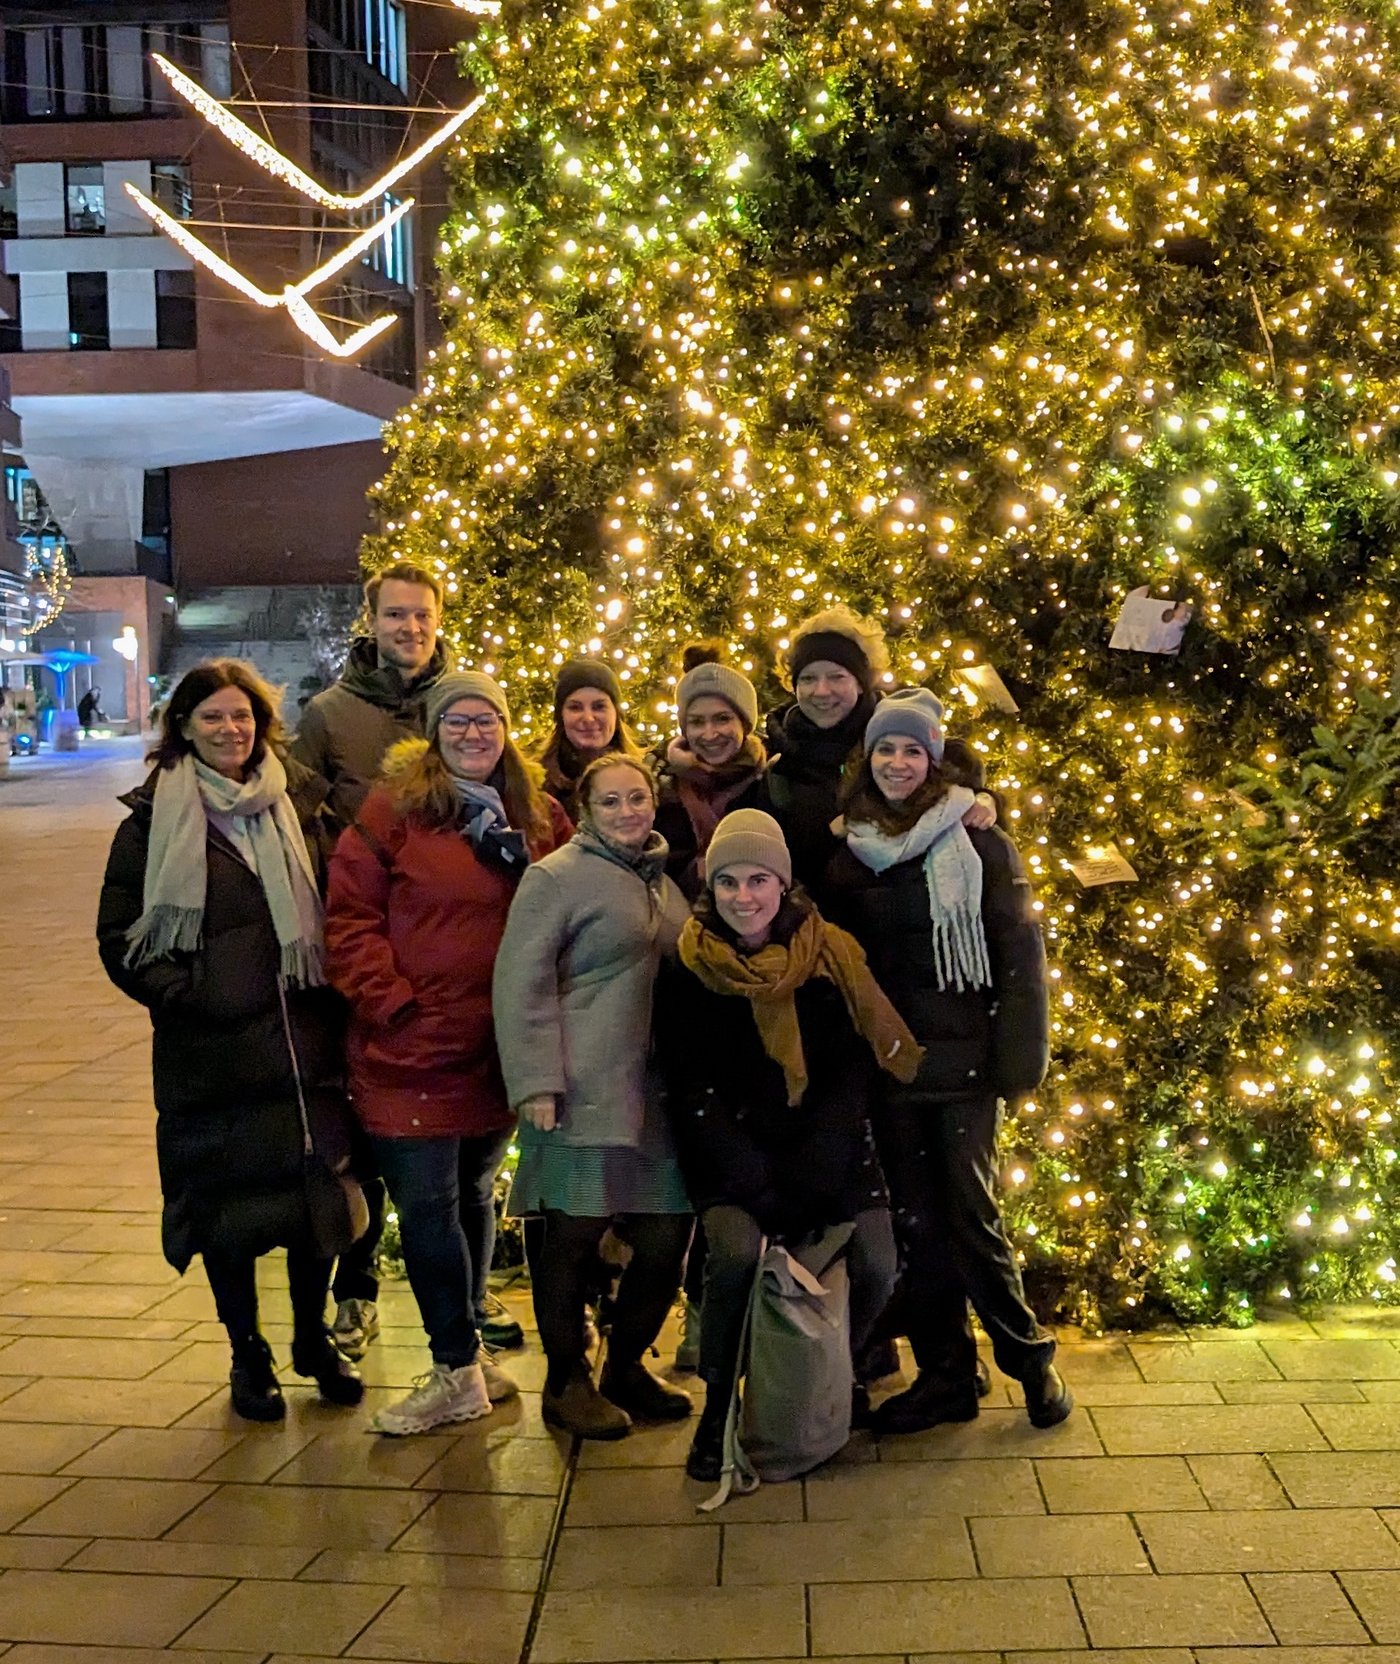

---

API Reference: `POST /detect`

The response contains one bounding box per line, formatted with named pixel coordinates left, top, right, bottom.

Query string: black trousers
left=533, top=1209, right=691, bottom=1387
left=331, top=1175, right=386, bottom=1304
left=876, top=1092, right=1053, bottom=1382
left=202, top=1244, right=333, bottom=1349
left=698, top=1204, right=898, bottom=1390
left=682, top=1215, right=707, bottom=1306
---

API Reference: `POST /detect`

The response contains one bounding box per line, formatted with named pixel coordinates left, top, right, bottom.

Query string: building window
left=365, top=0, right=407, bottom=91
left=0, top=177, right=16, bottom=238
left=0, top=278, right=20, bottom=354
left=361, top=192, right=412, bottom=288
left=67, top=272, right=109, bottom=351
left=141, top=468, right=171, bottom=562
left=306, top=47, right=406, bottom=176
left=65, top=164, right=106, bottom=235
left=155, top=271, right=197, bottom=349
left=322, top=280, right=414, bottom=386
left=2, top=21, right=229, bottom=122
left=151, top=162, right=194, bottom=220
left=309, top=0, right=407, bottom=91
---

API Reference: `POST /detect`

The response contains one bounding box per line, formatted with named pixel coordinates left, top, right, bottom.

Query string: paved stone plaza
left=3, top=740, right=1400, bottom=1663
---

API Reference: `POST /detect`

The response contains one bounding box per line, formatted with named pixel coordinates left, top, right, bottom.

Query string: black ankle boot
left=229, top=1334, right=285, bottom=1423
left=1023, top=1361, right=1073, bottom=1428
left=873, top=1371, right=979, bottom=1436
left=685, top=1392, right=728, bottom=1482
left=292, top=1328, right=365, bottom=1407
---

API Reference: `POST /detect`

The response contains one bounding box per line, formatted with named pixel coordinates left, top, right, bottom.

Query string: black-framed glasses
left=440, top=712, right=501, bottom=736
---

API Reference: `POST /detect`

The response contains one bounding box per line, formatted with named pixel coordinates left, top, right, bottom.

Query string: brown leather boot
left=543, top=1363, right=632, bottom=1440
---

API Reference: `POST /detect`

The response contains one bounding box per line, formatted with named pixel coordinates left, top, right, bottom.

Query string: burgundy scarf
left=667, top=734, right=767, bottom=863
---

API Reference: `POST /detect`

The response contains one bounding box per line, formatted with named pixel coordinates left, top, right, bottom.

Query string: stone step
left=175, top=584, right=360, bottom=642
left=164, top=636, right=326, bottom=721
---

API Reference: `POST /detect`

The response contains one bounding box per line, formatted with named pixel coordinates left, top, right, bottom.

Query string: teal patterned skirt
left=508, top=1103, right=691, bottom=1218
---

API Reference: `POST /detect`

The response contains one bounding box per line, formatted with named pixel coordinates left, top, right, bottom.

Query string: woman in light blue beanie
left=824, top=686, right=1069, bottom=1435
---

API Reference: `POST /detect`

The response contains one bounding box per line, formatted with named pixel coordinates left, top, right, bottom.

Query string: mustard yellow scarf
left=678, top=907, right=923, bottom=1105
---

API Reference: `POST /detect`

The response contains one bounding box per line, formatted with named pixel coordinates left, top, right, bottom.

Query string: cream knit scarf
left=844, top=786, right=992, bottom=993
left=125, top=751, right=324, bottom=987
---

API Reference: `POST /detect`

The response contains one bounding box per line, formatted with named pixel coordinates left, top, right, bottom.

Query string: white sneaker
left=479, top=1346, right=520, bottom=1404
left=372, top=1362, right=491, bottom=1435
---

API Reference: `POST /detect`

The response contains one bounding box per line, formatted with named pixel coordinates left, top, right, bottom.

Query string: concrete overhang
left=11, top=388, right=391, bottom=468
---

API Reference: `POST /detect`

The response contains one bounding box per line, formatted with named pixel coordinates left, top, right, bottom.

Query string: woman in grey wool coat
left=494, top=752, right=695, bottom=1440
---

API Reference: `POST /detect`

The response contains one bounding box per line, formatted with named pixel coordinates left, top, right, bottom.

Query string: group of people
left=97, top=561, right=1070, bottom=1481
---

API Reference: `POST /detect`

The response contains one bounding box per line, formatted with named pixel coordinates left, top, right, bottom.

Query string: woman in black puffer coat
left=97, top=659, right=362, bottom=1423
left=825, top=687, right=1069, bottom=1435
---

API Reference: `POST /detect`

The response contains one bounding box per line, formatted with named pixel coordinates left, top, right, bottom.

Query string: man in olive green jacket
left=292, top=561, right=471, bottom=1359
left=293, top=564, right=453, bottom=837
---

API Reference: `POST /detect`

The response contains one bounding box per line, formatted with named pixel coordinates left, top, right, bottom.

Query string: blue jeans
left=372, top=1130, right=512, bottom=1369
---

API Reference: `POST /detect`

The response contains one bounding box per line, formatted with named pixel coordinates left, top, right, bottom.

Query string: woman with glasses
left=326, top=673, right=573, bottom=1434
left=494, top=753, right=694, bottom=1440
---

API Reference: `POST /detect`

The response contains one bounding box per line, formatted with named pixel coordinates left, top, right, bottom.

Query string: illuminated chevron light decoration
left=123, top=184, right=413, bottom=358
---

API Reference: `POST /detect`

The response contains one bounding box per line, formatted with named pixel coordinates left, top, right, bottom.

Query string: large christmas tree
left=366, top=0, right=1400, bottom=1327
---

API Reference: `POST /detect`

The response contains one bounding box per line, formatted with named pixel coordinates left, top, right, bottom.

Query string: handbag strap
left=276, top=980, right=314, bottom=1157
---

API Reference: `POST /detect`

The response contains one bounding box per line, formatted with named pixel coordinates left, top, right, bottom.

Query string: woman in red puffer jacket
left=326, top=671, right=572, bottom=1436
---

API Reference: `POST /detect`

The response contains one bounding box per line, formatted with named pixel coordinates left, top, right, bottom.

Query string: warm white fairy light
left=283, top=292, right=398, bottom=358
left=450, top=0, right=501, bottom=11
left=151, top=53, right=485, bottom=212
left=123, top=183, right=411, bottom=357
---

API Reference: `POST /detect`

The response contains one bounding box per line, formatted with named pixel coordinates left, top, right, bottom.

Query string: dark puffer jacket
left=823, top=824, right=1048, bottom=1104
left=291, top=636, right=453, bottom=834
left=762, top=697, right=875, bottom=897
left=96, top=760, right=351, bottom=1271
left=657, top=913, right=888, bottom=1237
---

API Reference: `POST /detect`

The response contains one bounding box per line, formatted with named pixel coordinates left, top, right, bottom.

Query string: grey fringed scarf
left=844, top=786, right=992, bottom=993
left=124, top=751, right=325, bottom=988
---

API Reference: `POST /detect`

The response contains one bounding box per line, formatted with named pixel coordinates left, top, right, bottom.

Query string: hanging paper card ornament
left=1225, top=789, right=1269, bottom=828
left=1110, top=587, right=1194, bottom=655
left=950, top=662, right=1020, bottom=714
left=1067, top=842, right=1139, bottom=887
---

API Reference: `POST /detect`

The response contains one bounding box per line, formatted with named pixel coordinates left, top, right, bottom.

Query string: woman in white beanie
left=326, top=672, right=573, bottom=1434
left=659, top=809, right=922, bottom=1481
left=494, top=753, right=694, bottom=1441
left=825, top=687, right=1069, bottom=1434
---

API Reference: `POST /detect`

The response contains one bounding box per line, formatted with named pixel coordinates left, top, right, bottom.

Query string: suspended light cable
left=151, top=52, right=484, bottom=210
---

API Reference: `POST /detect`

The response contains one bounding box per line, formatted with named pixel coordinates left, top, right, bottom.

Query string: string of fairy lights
left=363, top=0, right=1400, bottom=1327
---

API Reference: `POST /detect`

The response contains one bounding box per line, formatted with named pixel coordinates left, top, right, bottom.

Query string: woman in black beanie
left=536, top=659, right=644, bottom=822
left=766, top=608, right=996, bottom=899
left=764, top=607, right=890, bottom=894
